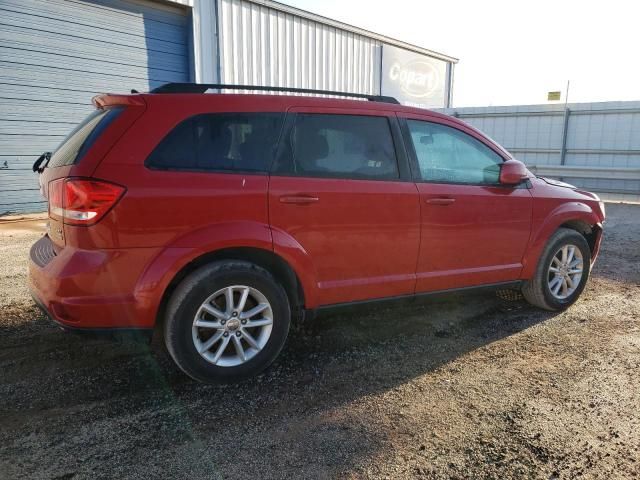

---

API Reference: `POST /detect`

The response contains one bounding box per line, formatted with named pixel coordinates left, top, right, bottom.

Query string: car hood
left=535, top=176, right=601, bottom=202
left=539, top=176, right=578, bottom=189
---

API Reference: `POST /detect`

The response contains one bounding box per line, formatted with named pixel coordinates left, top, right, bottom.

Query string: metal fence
left=440, top=101, right=640, bottom=202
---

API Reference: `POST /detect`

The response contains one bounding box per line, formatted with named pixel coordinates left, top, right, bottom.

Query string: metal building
left=0, top=0, right=457, bottom=214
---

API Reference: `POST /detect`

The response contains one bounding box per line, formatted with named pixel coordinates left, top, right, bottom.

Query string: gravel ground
left=0, top=204, right=638, bottom=479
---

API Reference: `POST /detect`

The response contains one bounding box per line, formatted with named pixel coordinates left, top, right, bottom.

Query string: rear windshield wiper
left=32, top=152, right=52, bottom=173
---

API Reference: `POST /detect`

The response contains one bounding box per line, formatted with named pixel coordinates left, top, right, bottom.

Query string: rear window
left=146, top=113, right=285, bottom=173
left=48, top=107, right=123, bottom=168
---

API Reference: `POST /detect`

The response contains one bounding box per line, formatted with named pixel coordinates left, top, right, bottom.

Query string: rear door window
left=48, top=107, right=123, bottom=168
left=146, top=113, right=285, bottom=173
left=277, top=114, right=399, bottom=180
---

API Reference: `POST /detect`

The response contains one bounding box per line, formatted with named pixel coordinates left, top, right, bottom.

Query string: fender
left=133, top=221, right=273, bottom=327
left=521, top=202, right=602, bottom=278
left=132, top=221, right=321, bottom=326
left=270, top=226, right=321, bottom=308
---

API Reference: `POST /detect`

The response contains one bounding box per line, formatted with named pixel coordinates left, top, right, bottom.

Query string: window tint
left=285, top=114, right=399, bottom=180
left=147, top=113, right=285, bottom=172
left=48, top=107, right=122, bottom=168
left=407, top=120, right=503, bottom=184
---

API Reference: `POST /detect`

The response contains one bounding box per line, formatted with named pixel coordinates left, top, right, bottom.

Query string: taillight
left=49, top=178, right=125, bottom=226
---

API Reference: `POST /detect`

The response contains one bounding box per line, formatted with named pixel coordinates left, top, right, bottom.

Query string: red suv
left=29, top=84, right=605, bottom=383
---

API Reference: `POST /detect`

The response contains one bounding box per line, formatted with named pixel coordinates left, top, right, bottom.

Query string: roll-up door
left=0, top=0, right=191, bottom=214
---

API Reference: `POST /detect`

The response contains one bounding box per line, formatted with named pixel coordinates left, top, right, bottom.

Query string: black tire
left=164, top=261, right=291, bottom=383
left=522, top=228, right=591, bottom=311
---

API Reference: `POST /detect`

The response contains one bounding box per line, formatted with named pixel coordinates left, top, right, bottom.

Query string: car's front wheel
left=164, top=261, right=291, bottom=383
left=522, top=228, right=591, bottom=311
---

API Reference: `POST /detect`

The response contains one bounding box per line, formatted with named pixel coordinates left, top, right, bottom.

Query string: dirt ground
left=0, top=204, right=638, bottom=480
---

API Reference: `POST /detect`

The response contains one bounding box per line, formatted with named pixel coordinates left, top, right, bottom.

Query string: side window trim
left=271, top=112, right=408, bottom=182
left=270, top=111, right=296, bottom=175
left=398, top=116, right=422, bottom=182
left=399, top=116, right=508, bottom=186
left=388, top=115, right=412, bottom=182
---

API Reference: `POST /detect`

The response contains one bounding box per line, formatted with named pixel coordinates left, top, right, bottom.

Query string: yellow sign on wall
left=548, top=91, right=561, bottom=101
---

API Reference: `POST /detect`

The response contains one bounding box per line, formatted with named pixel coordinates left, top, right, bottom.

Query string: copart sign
left=381, top=45, right=449, bottom=108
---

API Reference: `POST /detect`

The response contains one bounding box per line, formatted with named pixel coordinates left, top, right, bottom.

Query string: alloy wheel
left=192, top=285, right=273, bottom=367
left=547, top=244, right=584, bottom=300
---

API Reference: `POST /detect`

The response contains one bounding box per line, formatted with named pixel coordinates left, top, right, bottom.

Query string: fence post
left=560, top=107, right=571, bottom=165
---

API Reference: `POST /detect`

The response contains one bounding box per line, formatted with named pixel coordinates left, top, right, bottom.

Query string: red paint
left=269, top=175, right=420, bottom=306
left=29, top=92, right=605, bottom=330
left=415, top=182, right=534, bottom=292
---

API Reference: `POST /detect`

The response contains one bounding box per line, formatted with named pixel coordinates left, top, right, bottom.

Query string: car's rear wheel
left=164, top=261, right=291, bottom=383
left=522, top=228, right=591, bottom=311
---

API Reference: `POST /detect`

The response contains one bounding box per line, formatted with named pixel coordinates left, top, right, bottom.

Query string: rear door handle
left=426, top=197, right=456, bottom=206
left=279, top=195, right=319, bottom=205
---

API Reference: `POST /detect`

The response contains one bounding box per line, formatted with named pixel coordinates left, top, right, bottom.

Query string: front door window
left=406, top=119, right=502, bottom=185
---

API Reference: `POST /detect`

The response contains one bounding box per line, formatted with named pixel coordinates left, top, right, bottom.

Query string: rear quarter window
left=146, top=113, right=285, bottom=173
left=48, top=107, right=123, bottom=168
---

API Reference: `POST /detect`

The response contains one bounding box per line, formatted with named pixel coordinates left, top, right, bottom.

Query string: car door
left=269, top=108, right=420, bottom=306
left=401, top=115, right=533, bottom=292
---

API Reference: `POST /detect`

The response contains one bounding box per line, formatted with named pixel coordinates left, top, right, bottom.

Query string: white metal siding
left=0, top=0, right=191, bottom=214
left=218, top=0, right=381, bottom=95
left=440, top=102, right=640, bottom=202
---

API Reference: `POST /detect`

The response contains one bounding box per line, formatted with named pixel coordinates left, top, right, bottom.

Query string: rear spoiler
left=92, top=94, right=146, bottom=109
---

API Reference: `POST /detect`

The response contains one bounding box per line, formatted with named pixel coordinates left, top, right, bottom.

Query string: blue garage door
left=0, top=0, right=191, bottom=214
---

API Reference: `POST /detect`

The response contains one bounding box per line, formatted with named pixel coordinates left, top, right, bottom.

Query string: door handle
left=279, top=194, right=319, bottom=205
left=426, top=197, right=456, bottom=206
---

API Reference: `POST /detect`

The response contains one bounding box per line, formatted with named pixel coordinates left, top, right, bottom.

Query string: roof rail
left=149, top=83, right=400, bottom=104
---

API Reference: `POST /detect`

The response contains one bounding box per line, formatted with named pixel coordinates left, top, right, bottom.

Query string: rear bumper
left=30, top=288, right=70, bottom=330
left=30, top=288, right=152, bottom=337
left=28, top=235, right=160, bottom=329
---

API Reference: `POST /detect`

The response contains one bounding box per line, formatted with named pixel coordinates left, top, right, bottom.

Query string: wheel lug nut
left=241, top=319, right=247, bottom=324
left=235, top=331, right=241, bottom=337
left=223, top=332, right=229, bottom=337
left=221, top=319, right=226, bottom=325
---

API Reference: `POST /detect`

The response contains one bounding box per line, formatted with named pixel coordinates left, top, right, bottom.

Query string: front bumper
left=28, top=235, right=159, bottom=329
left=590, top=224, right=604, bottom=266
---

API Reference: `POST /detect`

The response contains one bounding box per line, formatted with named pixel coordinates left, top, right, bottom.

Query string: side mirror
left=499, top=159, right=530, bottom=185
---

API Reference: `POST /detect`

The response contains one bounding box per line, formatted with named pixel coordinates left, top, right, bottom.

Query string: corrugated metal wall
left=0, top=0, right=191, bottom=214
left=217, top=0, right=381, bottom=95
left=441, top=102, right=640, bottom=202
